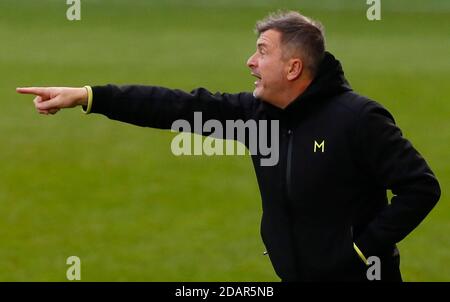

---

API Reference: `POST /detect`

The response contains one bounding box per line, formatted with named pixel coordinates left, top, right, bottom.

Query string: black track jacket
left=85, top=52, right=441, bottom=281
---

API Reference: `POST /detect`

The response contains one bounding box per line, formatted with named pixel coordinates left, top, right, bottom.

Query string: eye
left=257, top=46, right=265, bottom=55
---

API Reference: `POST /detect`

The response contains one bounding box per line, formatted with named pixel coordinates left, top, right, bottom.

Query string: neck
left=276, top=77, right=313, bottom=109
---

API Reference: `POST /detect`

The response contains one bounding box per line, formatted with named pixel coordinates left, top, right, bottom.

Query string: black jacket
left=86, top=52, right=441, bottom=281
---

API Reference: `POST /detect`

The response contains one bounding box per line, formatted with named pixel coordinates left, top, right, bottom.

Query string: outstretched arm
left=16, top=85, right=256, bottom=131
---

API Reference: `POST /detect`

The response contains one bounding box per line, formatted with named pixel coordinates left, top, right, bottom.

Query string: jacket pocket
left=336, top=226, right=369, bottom=280
left=294, top=224, right=366, bottom=280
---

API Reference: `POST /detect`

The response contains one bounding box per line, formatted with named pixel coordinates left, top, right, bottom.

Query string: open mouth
left=251, top=73, right=262, bottom=85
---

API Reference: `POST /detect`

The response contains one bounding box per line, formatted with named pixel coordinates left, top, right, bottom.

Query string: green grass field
left=1, top=0, right=449, bottom=281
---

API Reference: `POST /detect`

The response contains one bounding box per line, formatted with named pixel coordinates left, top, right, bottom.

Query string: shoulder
left=331, top=91, right=396, bottom=124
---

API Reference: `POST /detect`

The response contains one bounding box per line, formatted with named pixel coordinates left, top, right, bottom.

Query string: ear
left=286, top=58, right=303, bottom=81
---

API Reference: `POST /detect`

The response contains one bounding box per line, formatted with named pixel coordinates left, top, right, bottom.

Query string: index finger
left=16, top=87, right=49, bottom=96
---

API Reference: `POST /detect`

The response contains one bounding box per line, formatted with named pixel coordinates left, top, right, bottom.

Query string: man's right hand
left=16, top=87, right=88, bottom=115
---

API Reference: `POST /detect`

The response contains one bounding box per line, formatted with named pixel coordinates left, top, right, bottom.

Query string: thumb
left=35, top=95, right=62, bottom=110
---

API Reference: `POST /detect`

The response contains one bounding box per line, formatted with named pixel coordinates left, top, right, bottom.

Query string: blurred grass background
left=0, top=0, right=448, bottom=281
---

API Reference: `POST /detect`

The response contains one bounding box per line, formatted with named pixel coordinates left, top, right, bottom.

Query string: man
left=17, top=11, right=440, bottom=281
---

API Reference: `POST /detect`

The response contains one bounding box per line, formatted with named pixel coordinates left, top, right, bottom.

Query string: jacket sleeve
left=85, top=84, right=256, bottom=132
left=354, top=101, right=441, bottom=257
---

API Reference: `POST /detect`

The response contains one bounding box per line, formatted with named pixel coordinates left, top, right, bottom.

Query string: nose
left=246, top=52, right=257, bottom=69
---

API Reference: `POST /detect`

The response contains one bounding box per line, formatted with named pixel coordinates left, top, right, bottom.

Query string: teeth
left=252, top=73, right=261, bottom=86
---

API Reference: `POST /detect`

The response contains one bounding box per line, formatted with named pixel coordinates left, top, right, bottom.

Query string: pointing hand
left=16, top=87, right=88, bottom=115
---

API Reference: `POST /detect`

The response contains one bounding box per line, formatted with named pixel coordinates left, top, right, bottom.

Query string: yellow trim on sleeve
left=353, top=242, right=369, bottom=266
left=82, top=85, right=93, bottom=114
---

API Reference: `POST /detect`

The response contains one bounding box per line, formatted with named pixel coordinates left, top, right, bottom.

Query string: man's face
left=247, top=29, right=288, bottom=103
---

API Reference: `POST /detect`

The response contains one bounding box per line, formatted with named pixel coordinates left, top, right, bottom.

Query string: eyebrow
left=257, top=42, right=268, bottom=50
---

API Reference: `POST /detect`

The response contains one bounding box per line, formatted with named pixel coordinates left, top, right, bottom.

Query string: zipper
left=284, top=127, right=301, bottom=276
left=285, top=128, right=294, bottom=201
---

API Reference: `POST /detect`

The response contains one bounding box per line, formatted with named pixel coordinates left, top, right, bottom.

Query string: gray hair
left=256, top=11, right=326, bottom=76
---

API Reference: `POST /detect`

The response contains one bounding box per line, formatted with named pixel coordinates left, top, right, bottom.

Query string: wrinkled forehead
left=257, top=29, right=282, bottom=49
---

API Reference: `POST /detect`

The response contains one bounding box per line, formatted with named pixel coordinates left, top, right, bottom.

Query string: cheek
left=261, top=59, right=283, bottom=82
left=263, top=71, right=283, bottom=89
